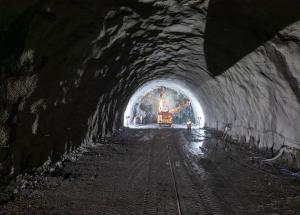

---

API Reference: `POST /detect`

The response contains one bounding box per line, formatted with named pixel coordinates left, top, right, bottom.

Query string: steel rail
left=167, top=144, right=183, bottom=215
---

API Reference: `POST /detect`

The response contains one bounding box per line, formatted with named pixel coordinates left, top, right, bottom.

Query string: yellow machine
left=157, top=111, right=173, bottom=127
left=156, top=86, right=190, bottom=127
left=157, top=87, right=173, bottom=127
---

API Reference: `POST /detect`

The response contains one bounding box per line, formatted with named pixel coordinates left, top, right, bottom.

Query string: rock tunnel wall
left=0, top=0, right=300, bottom=183
left=200, top=22, right=300, bottom=168
left=0, top=0, right=211, bottom=180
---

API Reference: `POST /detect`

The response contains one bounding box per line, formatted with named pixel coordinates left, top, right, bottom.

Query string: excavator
left=157, top=87, right=190, bottom=127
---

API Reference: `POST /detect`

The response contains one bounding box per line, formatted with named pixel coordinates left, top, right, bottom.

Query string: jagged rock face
left=202, top=23, right=300, bottom=162
left=0, top=0, right=300, bottom=179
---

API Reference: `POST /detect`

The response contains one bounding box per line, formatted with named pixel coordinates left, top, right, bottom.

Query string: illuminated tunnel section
left=123, top=79, right=205, bottom=128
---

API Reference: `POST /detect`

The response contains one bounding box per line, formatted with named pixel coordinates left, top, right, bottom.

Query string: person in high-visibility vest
left=187, top=119, right=192, bottom=131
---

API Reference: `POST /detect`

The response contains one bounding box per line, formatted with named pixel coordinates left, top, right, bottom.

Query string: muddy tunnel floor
left=1, top=129, right=300, bottom=215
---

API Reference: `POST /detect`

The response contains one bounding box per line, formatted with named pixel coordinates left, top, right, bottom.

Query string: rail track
left=2, top=129, right=300, bottom=215
left=141, top=130, right=224, bottom=215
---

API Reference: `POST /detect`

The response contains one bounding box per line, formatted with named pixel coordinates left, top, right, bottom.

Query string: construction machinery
left=157, top=111, right=173, bottom=127
left=157, top=87, right=172, bottom=127
left=157, top=87, right=191, bottom=127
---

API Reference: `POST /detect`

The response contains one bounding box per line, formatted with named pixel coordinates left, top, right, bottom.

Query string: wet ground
left=1, top=129, right=300, bottom=215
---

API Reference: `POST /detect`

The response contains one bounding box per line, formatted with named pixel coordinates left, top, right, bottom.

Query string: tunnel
left=123, top=79, right=205, bottom=128
left=0, top=0, right=300, bottom=213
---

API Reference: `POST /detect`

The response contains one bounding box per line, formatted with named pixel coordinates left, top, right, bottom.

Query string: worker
left=187, top=119, right=192, bottom=132
left=126, top=116, right=130, bottom=126
left=198, top=116, right=202, bottom=128
left=222, top=124, right=231, bottom=139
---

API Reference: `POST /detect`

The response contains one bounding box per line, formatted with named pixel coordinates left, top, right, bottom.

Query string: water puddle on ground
left=188, top=141, right=204, bottom=155
left=184, top=129, right=206, bottom=156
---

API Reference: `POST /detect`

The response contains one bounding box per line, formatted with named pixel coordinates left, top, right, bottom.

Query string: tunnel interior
left=123, top=79, right=205, bottom=128
left=0, top=0, right=300, bottom=195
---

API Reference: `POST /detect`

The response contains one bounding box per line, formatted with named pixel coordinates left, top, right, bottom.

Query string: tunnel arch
left=0, top=0, right=300, bottom=181
left=123, top=79, right=206, bottom=128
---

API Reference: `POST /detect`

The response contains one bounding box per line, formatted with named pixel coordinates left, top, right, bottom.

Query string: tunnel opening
left=123, top=79, right=205, bottom=129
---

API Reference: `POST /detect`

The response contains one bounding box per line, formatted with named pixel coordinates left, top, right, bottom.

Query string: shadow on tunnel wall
left=204, top=0, right=300, bottom=76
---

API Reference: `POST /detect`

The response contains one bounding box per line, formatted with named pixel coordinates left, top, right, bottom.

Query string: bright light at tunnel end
left=123, top=79, right=205, bottom=128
